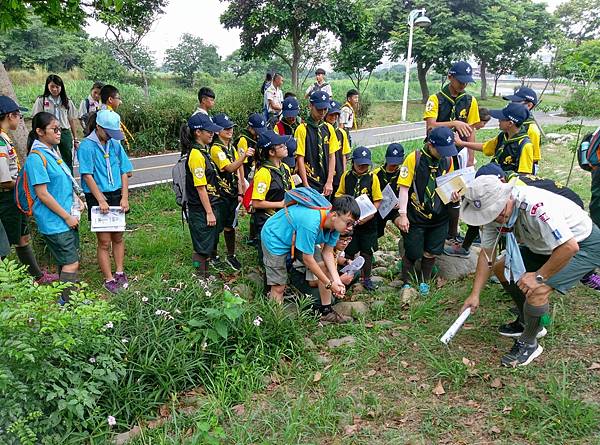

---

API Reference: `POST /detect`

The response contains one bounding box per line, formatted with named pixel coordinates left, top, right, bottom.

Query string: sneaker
left=489, top=275, right=501, bottom=284
left=362, top=278, right=378, bottom=291
left=444, top=243, right=470, bottom=258
left=209, top=256, right=227, bottom=270
left=35, top=271, right=59, bottom=284
left=501, top=339, right=543, bottom=367
left=498, top=318, right=547, bottom=338
left=114, top=272, right=129, bottom=289
left=418, top=282, right=430, bottom=295
left=245, top=238, right=258, bottom=247
left=103, top=279, right=120, bottom=294
left=471, top=235, right=481, bottom=246
left=226, top=255, right=242, bottom=271
left=320, top=309, right=352, bottom=324
left=447, top=235, right=464, bottom=244
left=580, top=272, right=600, bottom=290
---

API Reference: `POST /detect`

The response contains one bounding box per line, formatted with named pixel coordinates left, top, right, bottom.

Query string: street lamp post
left=401, top=9, right=431, bottom=122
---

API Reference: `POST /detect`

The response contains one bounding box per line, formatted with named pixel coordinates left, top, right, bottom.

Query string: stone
left=389, top=280, right=405, bottom=288
left=401, top=286, right=419, bottom=305
left=334, top=301, right=369, bottom=317
left=245, top=271, right=264, bottom=288
left=370, top=276, right=386, bottom=285
left=304, top=337, right=316, bottom=350
left=232, top=283, right=253, bottom=299
left=372, top=266, right=389, bottom=276
left=374, top=320, right=395, bottom=328
left=436, top=246, right=480, bottom=280
left=371, top=300, right=386, bottom=310
left=327, top=336, right=356, bottom=348
left=376, top=285, right=395, bottom=294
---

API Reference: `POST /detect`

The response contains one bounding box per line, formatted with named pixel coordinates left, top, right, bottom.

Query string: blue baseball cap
left=427, top=127, right=458, bottom=157
left=385, top=143, right=405, bottom=165
left=257, top=130, right=291, bottom=149
left=96, top=109, right=125, bottom=140
left=309, top=90, right=331, bottom=109
left=448, top=61, right=475, bottom=84
left=489, top=103, right=529, bottom=125
left=351, top=146, right=372, bottom=166
left=327, top=100, right=342, bottom=115
left=475, top=162, right=506, bottom=179
left=0, top=96, right=28, bottom=114
left=248, top=113, right=267, bottom=131
left=212, top=113, right=235, bottom=129
left=282, top=97, right=300, bottom=118
left=188, top=113, right=223, bottom=133
left=503, top=87, right=538, bottom=106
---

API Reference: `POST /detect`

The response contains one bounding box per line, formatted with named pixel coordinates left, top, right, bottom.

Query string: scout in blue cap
left=0, top=96, right=57, bottom=285
left=325, top=100, right=352, bottom=195
left=235, top=112, right=267, bottom=246
left=180, top=112, right=226, bottom=278
left=78, top=109, right=134, bottom=293
left=274, top=96, right=301, bottom=139
left=503, top=87, right=541, bottom=173
left=251, top=130, right=295, bottom=262
left=295, top=90, right=341, bottom=196
left=210, top=113, right=254, bottom=271
left=455, top=103, right=535, bottom=175
left=373, top=143, right=406, bottom=239
left=396, top=127, right=458, bottom=295
left=335, top=146, right=383, bottom=291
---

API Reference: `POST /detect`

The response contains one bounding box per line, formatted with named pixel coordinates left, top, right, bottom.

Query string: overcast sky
left=86, top=0, right=565, bottom=65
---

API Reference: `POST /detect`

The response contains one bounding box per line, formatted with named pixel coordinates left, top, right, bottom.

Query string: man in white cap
left=460, top=175, right=600, bottom=367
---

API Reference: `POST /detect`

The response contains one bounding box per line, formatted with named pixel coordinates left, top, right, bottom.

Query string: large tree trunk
left=291, top=30, right=301, bottom=89
left=493, top=75, right=500, bottom=96
left=0, top=62, right=28, bottom=161
left=480, top=61, right=488, bottom=100
left=417, top=62, right=430, bottom=104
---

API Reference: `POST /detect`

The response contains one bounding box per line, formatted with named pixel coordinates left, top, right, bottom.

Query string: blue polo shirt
left=261, top=205, right=340, bottom=256
left=24, top=142, right=73, bottom=235
left=78, top=131, right=133, bottom=193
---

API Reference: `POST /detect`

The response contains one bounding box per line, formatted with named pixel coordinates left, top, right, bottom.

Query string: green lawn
left=44, top=125, right=598, bottom=444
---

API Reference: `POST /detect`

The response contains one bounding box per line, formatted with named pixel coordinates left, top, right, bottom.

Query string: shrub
left=0, top=260, right=126, bottom=443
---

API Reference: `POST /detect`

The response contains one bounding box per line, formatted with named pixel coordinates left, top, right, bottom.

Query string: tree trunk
left=417, top=63, right=430, bottom=104
left=493, top=75, right=500, bottom=96
left=141, top=70, right=149, bottom=98
left=479, top=61, right=488, bottom=100
left=0, top=62, right=28, bottom=161
left=291, top=31, right=301, bottom=89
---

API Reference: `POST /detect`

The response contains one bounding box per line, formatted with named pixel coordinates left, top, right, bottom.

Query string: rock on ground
left=435, top=246, right=480, bottom=280
left=334, top=301, right=369, bottom=316
left=327, top=336, right=356, bottom=348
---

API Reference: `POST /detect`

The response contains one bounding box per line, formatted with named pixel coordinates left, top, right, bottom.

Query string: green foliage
left=81, top=39, right=127, bottom=84
left=0, top=15, right=88, bottom=71
left=555, top=0, right=600, bottom=44
left=557, top=39, right=600, bottom=83
left=164, top=34, right=223, bottom=86
left=0, top=259, right=126, bottom=442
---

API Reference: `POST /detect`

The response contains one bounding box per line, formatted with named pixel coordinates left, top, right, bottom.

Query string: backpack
left=15, top=150, right=47, bottom=217
left=283, top=187, right=332, bottom=257
left=171, top=153, right=188, bottom=221
left=578, top=127, right=600, bottom=172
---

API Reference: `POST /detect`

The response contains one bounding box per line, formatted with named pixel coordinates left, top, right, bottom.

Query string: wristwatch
left=535, top=273, right=546, bottom=284
left=325, top=280, right=333, bottom=289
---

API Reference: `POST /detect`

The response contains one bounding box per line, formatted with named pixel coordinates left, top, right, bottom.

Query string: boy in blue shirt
left=261, top=195, right=360, bottom=323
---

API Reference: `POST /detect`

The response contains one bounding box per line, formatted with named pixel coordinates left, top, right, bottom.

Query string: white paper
left=436, top=166, right=476, bottom=187
left=232, top=203, right=242, bottom=228
left=457, top=147, right=469, bottom=170
left=378, top=184, right=399, bottom=219
left=440, top=307, right=471, bottom=345
left=355, top=194, right=377, bottom=220
left=341, top=255, right=364, bottom=274
left=90, top=206, right=126, bottom=232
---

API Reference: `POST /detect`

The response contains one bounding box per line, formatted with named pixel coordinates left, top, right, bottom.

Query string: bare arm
left=252, top=199, right=284, bottom=210
left=82, top=174, right=108, bottom=212
left=120, top=173, right=129, bottom=212
left=296, top=155, right=309, bottom=187
left=425, top=117, right=473, bottom=138
left=323, top=152, right=336, bottom=196
left=461, top=247, right=494, bottom=313
left=322, top=244, right=342, bottom=284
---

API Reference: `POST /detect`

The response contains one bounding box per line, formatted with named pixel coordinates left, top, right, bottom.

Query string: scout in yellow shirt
left=325, top=100, right=352, bottom=195
left=335, top=147, right=382, bottom=291
left=397, top=128, right=458, bottom=295
left=295, top=90, right=340, bottom=196
left=456, top=103, right=534, bottom=175
left=210, top=113, right=255, bottom=271
left=503, top=87, right=541, bottom=173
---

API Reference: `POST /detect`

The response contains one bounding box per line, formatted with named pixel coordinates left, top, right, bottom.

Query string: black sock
left=401, top=256, right=414, bottom=283
left=462, top=225, right=479, bottom=251
left=448, top=206, right=460, bottom=238
left=16, top=245, right=43, bottom=279
left=211, top=237, right=219, bottom=259
left=249, top=219, right=256, bottom=241
left=319, top=304, right=332, bottom=315
left=194, top=254, right=209, bottom=278
left=224, top=229, right=236, bottom=256
left=421, top=256, right=436, bottom=282
left=59, top=270, right=79, bottom=303
left=521, top=302, right=549, bottom=345
left=362, top=252, right=373, bottom=279
left=501, top=281, right=526, bottom=323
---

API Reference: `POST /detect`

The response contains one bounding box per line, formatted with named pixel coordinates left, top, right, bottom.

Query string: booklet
left=436, top=166, right=476, bottom=187
left=341, top=255, right=365, bottom=275
left=378, top=184, right=399, bottom=219
left=435, top=175, right=467, bottom=205
left=355, top=194, right=377, bottom=220
left=90, top=206, right=126, bottom=232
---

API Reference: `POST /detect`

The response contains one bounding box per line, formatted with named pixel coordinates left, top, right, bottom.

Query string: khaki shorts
left=261, top=241, right=289, bottom=286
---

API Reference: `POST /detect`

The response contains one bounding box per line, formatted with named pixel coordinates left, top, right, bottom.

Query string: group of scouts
left=2, top=62, right=600, bottom=367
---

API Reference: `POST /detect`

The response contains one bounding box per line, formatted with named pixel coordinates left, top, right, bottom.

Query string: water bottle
left=581, top=141, right=590, bottom=166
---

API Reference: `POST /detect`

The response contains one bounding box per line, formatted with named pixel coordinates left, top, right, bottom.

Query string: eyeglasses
left=9, top=111, right=23, bottom=119
left=341, top=217, right=357, bottom=228
left=46, top=127, right=62, bottom=134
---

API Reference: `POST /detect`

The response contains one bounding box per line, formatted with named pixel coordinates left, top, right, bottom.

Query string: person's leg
left=111, top=232, right=125, bottom=273
left=0, top=221, right=9, bottom=259
left=461, top=225, right=480, bottom=251
left=188, top=208, right=213, bottom=278
left=422, top=221, right=448, bottom=282
left=96, top=232, right=114, bottom=281
left=44, top=229, right=80, bottom=303
left=447, top=205, right=460, bottom=240
left=262, top=242, right=288, bottom=303
left=58, top=128, right=74, bottom=171
left=590, top=168, right=600, bottom=227
left=400, top=225, right=424, bottom=285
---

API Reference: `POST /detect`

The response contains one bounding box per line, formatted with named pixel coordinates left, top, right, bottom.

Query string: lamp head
left=414, top=15, right=431, bottom=27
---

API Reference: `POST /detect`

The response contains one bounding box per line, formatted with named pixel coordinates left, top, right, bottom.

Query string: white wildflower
left=121, top=338, right=129, bottom=344
left=107, top=415, right=116, bottom=427
left=104, top=321, right=114, bottom=329
left=201, top=341, right=208, bottom=350
left=89, top=357, right=96, bottom=364
left=253, top=316, right=263, bottom=327
left=141, top=296, right=149, bottom=303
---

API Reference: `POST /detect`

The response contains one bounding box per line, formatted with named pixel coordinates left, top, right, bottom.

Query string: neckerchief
left=343, top=101, right=357, bottom=130
left=88, top=130, right=115, bottom=186
left=106, top=104, right=134, bottom=151
left=349, top=169, right=370, bottom=197
left=0, top=130, right=19, bottom=170
left=31, top=140, right=83, bottom=196
left=48, top=95, right=62, bottom=122
left=503, top=197, right=526, bottom=283
left=306, top=114, right=325, bottom=168
left=439, top=85, right=465, bottom=121
left=422, top=148, right=440, bottom=205
left=262, top=160, right=289, bottom=183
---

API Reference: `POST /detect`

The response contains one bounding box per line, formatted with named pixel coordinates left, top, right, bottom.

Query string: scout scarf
left=88, top=130, right=115, bottom=187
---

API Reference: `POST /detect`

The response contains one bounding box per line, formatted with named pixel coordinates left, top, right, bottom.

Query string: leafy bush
left=563, top=84, right=600, bottom=118
left=0, top=260, right=126, bottom=443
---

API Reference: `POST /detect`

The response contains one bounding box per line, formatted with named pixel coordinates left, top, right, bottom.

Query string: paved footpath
left=74, top=111, right=600, bottom=189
